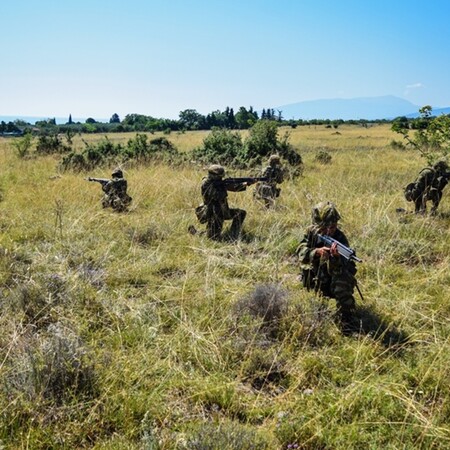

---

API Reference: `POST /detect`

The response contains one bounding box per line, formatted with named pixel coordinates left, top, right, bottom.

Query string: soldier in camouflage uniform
left=96, top=169, right=132, bottom=212
left=199, top=164, right=255, bottom=240
left=405, top=160, right=449, bottom=214
left=254, top=154, right=285, bottom=207
left=296, top=201, right=357, bottom=325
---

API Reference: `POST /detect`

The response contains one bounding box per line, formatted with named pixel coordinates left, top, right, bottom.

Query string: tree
left=85, top=118, right=97, bottom=124
left=392, top=106, right=450, bottom=164
left=178, top=109, right=206, bottom=130
left=235, top=106, right=258, bottom=129
left=109, top=113, right=120, bottom=124
left=67, top=114, right=73, bottom=125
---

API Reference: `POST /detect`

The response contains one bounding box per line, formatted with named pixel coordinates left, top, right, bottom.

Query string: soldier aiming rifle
left=87, top=168, right=132, bottom=212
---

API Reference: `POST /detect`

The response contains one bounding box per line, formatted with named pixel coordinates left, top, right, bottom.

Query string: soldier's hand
left=315, top=247, right=330, bottom=259
left=330, top=242, right=339, bottom=257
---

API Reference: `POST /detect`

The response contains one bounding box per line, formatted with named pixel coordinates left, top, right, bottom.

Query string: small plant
left=390, top=139, right=405, bottom=150
left=180, top=421, right=272, bottom=450
left=234, top=283, right=289, bottom=337
left=39, top=323, right=97, bottom=404
left=315, top=149, right=332, bottom=164
left=36, top=133, right=71, bottom=155
left=11, top=131, right=33, bottom=158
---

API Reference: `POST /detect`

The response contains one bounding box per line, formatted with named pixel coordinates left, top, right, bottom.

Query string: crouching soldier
left=404, top=160, right=449, bottom=215
left=296, top=201, right=357, bottom=328
left=197, top=164, right=255, bottom=241
left=254, top=154, right=285, bottom=207
left=88, top=168, right=132, bottom=212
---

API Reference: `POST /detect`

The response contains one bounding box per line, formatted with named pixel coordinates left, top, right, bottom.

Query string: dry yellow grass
left=0, top=125, right=449, bottom=449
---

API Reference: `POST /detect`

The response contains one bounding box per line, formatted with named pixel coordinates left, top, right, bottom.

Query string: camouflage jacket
left=103, top=178, right=128, bottom=198
left=296, top=226, right=356, bottom=276
left=414, top=168, right=448, bottom=194
left=262, top=166, right=284, bottom=186
left=201, top=177, right=246, bottom=217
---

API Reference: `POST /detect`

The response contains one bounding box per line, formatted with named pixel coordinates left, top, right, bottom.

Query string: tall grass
left=0, top=124, right=449, bottom=449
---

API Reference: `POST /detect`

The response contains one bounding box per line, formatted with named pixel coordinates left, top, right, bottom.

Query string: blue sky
left=2, top=0, right=450, bottom=120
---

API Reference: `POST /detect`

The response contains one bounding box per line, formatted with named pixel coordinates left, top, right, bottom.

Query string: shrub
left=192, top=128, right=244, bottom=166
left=315, top=149, right=332, bottom=164
left=180, top=421, right=272, bottom=450
left=11, top=132, right=33, bottom=158
left=234, top=283, right=289, bottom=337
left=36, top=134, right=71, bottom=155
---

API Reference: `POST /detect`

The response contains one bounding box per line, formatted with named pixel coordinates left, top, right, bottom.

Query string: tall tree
left=109, top=113, right=121, bottom=123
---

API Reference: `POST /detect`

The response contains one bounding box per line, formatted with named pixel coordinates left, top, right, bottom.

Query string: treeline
left=1, top=105, right=401, bottom=136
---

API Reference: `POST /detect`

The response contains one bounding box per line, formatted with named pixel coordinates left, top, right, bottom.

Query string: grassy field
left=1, top=124, right=449, bottom=449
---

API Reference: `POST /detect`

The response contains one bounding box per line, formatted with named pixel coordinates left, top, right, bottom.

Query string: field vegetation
left=1, top=123, right=449, bottom=449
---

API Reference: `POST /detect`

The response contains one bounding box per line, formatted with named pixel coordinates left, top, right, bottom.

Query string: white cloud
left=404, top=82, right=425, bottom=97
left=406, top=83, right=424, bottom=89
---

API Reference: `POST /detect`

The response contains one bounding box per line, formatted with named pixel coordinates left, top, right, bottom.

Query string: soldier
left=404, top=160, right=449, bottom=214
left=254, top=154, right=285, bottom=207
left=296, top=201, right=357, bottom=327
left=88, top=168, right=132, bottom=212
left=198, top=164, right=255, bottom=241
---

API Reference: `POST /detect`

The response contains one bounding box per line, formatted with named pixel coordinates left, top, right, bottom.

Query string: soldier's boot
left=430, top=201, right=440, bottom=216
left=336, top=297, right=358, bottom=334
left=229, top=210, right=246, bottom=240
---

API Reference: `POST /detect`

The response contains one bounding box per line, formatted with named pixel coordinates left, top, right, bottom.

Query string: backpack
left=195, top=204, right=208, bottom=224
left=404, top=182, right=418, bottom=202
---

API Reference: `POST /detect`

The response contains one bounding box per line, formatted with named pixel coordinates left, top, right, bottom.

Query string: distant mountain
left=275, top=95, right=422, bottom=121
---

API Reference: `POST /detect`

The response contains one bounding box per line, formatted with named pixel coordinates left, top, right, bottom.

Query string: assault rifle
left=86, top=177, right=110, bottom=186
left=317, top=234, right=362, bottom=263
left=214, top=177, right=268, bottom=186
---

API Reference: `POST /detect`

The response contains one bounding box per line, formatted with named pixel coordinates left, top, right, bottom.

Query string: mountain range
left=275, top=95, right=449, bottom=121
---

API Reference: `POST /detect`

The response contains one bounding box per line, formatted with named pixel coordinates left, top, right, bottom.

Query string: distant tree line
left=3, top=106, right=444, bottom=137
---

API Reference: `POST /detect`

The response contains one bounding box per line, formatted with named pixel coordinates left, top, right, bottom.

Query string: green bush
left=192, top=127, right=244, bottom=166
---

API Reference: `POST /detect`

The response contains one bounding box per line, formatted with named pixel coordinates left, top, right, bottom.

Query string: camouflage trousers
left=206, top=208, right=246, bottom=240
left=102, top=194, right=132, bottom=212
left=254, top=183, right=281, bottom=207
left=302, top=265, right=356, bottom=311
left=414, top=188, right=443, bottom=214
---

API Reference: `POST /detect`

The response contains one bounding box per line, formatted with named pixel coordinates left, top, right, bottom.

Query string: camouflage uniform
left=254, top=155, right=285, bottom=207
left=201, top=164, right=248, bottom=240
left=296, top=202, right=357, bottom=320
left=102, top=169, right=132, bottom=212
left=406, top=161, right=449, bottom=214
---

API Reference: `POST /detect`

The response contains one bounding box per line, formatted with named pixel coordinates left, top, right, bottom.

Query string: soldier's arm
left=226, top=182, right=247, bottom=192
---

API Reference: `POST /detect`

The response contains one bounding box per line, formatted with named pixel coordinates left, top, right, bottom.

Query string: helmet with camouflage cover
left=208, top=164, right=225, bottom=177
left=312, top=201, right=341, bottom=227
left=269, top=154, right=281, bottom=166
left=112, top=168, right=123, bottom=178
left=433, top=160, right=449, bottom=172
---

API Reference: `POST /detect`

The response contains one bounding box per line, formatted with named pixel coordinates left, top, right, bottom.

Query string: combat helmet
left=208, top=164, right=225, bottom=177
left=433, top=160, right=449, bottom=172
left=312, top=201, right=341, bottom=227
left=269, top=154, right=281, bottom=165
left=112, top=168, right=123, bottom=178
